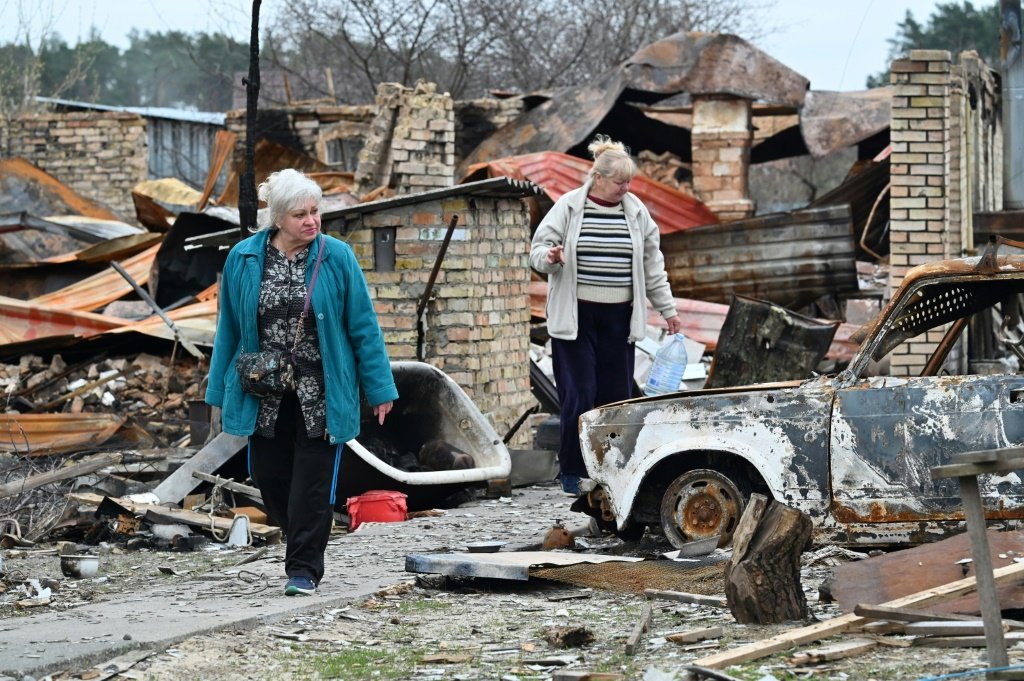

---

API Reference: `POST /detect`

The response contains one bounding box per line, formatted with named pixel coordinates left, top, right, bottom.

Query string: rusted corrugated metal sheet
left=0, top=413, right=126, bottom=456
left=459, top=32, right=808, bottom=174
left=107, top=298, right=217, bottom=347
left=462, top=151, right=717, bottom=233
left=218, top=139, right=333, bottom=207
left=0, top=158, right=121, bottom=220
left=800, top=88, right=892, bottom=159
left=30, top=244, right=161, bottom=312
left=528, top=280, right=859, bottom=361
left=0, top=297, right=124, bottom=344
left=662, top=205, right=859, bottom=309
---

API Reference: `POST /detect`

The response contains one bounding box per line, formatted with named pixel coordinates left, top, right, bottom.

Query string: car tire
left=659, top=468, right=744, bottom=550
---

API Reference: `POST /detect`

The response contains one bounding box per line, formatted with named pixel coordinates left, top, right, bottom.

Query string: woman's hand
left=373, top=401, right=393, bottom=425
left=666, top=315, right=683, bottom=335
left=546, top=244, right=565, bottom=265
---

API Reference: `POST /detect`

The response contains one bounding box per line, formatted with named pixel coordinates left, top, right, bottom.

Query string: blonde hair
left=256, top=168, right=323, bottom=231
left=587, top=135, right=637, bottom=182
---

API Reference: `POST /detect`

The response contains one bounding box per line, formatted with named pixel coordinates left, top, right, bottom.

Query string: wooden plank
left=787, top=638, right=876, bottom=665
left=904, top=621, right=1002, bottom=636
left=912, top=631, right=1024, bottom=648
left=152, top=432, right=247, bottom=504
left=958, top=474, right=1009, bottom=668
left=730, top=493, right=767, bottom=566
left=625, top=602, right=653, bottom=656
left=694, top=561, right=1024, bottom=670
left=644, top=589, right=728, bottom=608
left=67, top=492, right=280, bottom=539
left=0, top=452, right=121, bottom=499
left=832, top=528, right=1024, bottom=613
left=665, top=626, right=724, bottom=644
left=853, top=603, right=980, bottom=624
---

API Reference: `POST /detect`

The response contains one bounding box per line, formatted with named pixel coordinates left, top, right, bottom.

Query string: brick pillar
left=888, top=49, right=953, bottom=377
left=690, top=96, right=755, bottom=220
left=354, top=81, right=455, bottom=196
left=350, top=194, right=534, bottom=446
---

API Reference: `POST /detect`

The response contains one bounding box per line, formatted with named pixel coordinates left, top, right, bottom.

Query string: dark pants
left=551, top=301, right=635, bottom=478
left=249, top=393, right=341, bottom=585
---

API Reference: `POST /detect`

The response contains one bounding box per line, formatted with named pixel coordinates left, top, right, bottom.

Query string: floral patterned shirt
left=255, top=235, right=326, bottom=438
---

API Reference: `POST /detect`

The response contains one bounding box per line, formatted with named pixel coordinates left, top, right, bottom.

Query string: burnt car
left=576, top=239, right=1024, bottom=548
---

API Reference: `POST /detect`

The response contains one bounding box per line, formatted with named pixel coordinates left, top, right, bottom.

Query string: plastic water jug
left=644, top=333, right=688, bottom=396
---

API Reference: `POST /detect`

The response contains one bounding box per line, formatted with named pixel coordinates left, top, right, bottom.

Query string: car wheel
left=659, top=468, right=744, bottom=549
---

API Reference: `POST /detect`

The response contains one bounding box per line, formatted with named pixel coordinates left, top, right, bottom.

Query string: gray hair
left=586, top=135, right=637, bottom=182
left=255, top=168, right=323, bottom=231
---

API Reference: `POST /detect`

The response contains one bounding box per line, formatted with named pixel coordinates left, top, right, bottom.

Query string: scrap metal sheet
left=661, top=205, right=859, bottom=309
left=0, top=295, right=124, bottom=344
left=0, top=412, right=126, bottom=456
left=0, top=158, right=120, bottom=220
left=105, top=298, right=217, bottom=347
left=31, top=244, right=161, bottom=312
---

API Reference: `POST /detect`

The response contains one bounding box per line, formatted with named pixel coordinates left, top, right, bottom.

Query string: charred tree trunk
left=724, top=499, right=812, bottom=624
left=239, top=0, right=261, bottom=238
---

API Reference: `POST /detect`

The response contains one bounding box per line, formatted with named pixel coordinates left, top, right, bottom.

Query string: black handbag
left=236, top=236, right=325, bottom=397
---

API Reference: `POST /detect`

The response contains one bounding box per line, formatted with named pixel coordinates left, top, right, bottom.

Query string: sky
left=0, top=0, right=954, bottom=93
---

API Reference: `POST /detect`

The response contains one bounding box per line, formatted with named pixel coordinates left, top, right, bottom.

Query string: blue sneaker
left=560, top=474, right=582, bottom=495
left=284, top=576, right=316, bottom=596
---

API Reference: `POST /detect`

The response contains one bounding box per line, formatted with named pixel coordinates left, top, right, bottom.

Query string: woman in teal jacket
left=206, top=169, right=397, bottom=596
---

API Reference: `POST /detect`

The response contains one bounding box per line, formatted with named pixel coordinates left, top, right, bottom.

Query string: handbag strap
left=291, top=235, right=326, bottom=358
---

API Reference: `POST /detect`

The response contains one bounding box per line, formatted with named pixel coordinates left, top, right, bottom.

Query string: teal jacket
left=204, top=230, right=398, bottom=444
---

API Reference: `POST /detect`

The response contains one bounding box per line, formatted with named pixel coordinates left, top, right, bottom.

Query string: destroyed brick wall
left=339, top=194, right=533, bottom=447
left=453, top=97, right=525, bottom=168
left=5, top=111, right=147, bottom=219
left=690, top=96, right=755, bottom=221
left=224, top=104, right=375, bottom=171
left=888, top=49, right=1001, bottom=377
left=353, top=82, right=455, bottom=196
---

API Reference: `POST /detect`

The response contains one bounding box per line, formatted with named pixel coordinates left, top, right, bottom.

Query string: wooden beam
left=694, top=561, right=1024, bottom=669
left=0, top=452, right=122, bottom=500
left=854, top=603, right=1024, bottom=630
left=788, top=639, right=876, bottom=665
left=644, top=589, right=728, bottom=608
left=625, top=602, right=653, bottom=656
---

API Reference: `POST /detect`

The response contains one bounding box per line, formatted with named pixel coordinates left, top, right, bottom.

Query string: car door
left=830, top=372, right=1024, bottom=521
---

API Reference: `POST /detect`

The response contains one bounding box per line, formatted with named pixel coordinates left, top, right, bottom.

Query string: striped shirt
left=576, top=197, right=633, bottom=304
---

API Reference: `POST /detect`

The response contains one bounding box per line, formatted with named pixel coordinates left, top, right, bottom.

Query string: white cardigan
left=529, top=182, right=678, bottom=342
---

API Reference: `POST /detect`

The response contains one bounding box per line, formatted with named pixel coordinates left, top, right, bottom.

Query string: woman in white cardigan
left=529, top=136, right=682, bottom=494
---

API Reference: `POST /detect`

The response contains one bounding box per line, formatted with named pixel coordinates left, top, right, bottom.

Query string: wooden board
left=832, top=528, right=1024, bottom=614
left=694, top=561, right=1024, bottom=669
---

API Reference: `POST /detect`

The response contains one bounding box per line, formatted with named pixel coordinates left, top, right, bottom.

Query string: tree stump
left=724, top=499, right=812, bottom=624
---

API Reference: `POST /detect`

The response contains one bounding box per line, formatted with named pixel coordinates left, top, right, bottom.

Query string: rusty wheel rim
left=660, top=469, right=743, bottom=549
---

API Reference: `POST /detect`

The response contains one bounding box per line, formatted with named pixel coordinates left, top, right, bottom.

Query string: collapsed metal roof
left=459, top=32, right=810, bottom=174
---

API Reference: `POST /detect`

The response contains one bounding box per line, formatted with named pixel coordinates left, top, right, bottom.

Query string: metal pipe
left=1002, top=0, right=1024, bottom=209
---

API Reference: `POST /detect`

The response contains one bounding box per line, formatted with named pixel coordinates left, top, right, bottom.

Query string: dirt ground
left=0, top=484, right=1016, bottom=681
